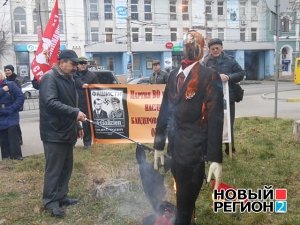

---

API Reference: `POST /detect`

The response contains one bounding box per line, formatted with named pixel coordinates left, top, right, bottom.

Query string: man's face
left=95, top=100, right=102, bottom=110
left=209, top=44, right=223, bottom=58
left=4, top=69, right=12, bottom=77
left=77, top=61, right=88, bottom=71
left=60, top=60, right=78, bottom=75
left=153, top=63, right=161, bottom=73
left=112, top=102, right=120, bottom=111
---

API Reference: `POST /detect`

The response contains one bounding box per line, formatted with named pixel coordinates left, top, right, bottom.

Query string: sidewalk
left=262, top=89, right=300, bottom=102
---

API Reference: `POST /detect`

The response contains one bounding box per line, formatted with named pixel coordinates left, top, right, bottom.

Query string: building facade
left=1, top=0, right=299, bottom=81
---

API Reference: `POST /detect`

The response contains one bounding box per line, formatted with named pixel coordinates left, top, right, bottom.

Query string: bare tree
left=0, top=31, right=10, bottom=57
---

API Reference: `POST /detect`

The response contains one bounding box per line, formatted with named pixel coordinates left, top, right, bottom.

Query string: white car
left=21, top=82, right=39, bottom=99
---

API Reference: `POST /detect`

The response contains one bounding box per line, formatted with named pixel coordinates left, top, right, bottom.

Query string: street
left=5, top=81, right=300, bottom=160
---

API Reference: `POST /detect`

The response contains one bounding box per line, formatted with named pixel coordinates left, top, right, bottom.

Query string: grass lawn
left=0, top=117, right=299, bottom=225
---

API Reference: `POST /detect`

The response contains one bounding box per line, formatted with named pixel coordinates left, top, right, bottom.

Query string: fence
left=23, top=98, right=39, bottom=111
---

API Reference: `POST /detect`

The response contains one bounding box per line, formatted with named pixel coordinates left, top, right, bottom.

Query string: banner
left=227, top=0, right=239, bottom=28
left=31, top=0, right=60, bottom=81
left=87, top=83, right=231, bottom=145
left=222, top=81, right=232, bottom=143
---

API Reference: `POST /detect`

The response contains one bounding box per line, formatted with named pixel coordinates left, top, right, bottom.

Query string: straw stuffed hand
left=154, top=150, right=164, bottom=170
left=207, top=162, right=222, bottom=189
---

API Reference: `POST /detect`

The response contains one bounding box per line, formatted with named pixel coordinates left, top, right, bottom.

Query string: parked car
left=89, top=69, right=120, bottom=84
left=127, top=77, right=150, bottom=84
left=21, top=82, right=39, bottom=99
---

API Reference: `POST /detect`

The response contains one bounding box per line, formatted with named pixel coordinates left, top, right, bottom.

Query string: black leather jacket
left=39, top=66, right=80, bottom=144
left=202, top=52, right=245, bottom=102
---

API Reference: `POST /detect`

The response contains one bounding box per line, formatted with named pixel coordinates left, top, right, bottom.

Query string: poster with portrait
left=222, top=81, right=232, bottom=143
left=87, top=83, right=231, bottom=144
left=227, top=0, right=239, bottom=28
left=89, top=87, right=129, bottom=140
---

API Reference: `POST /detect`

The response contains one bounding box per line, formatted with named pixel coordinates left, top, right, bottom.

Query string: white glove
left=154, top=150, right=164, bottom=170
left=207, top=162, right=222, bottom=189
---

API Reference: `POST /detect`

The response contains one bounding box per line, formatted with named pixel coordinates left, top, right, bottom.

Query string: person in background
left=4, top=65, right=23, bottom=145
left=153, top=30, right=224, bottom=225
left=150, top=60, right=169, bottom=84
left=39, top=49, right=86, bottom=218
left=31, top=77, right=40, bottom=90
left=202, top=38, right=245, bottom=155
left=74, top=57, right=98, bottom=149
left=0, top=70, right=25, bottom=160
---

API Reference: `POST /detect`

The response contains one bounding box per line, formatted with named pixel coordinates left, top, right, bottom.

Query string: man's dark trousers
left=82, top=120, right=92, bottom=146
left=171, top=160, right=205, bottom=225
left=43, top=142, right=73, bottom=207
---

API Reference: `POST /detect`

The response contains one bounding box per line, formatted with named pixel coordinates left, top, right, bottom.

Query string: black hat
left=58, top=50, right=80, bottom=62
left=152, top=60, right=160, bottom=65
left=111, top=97, right=120, bottom=104
left=4, top=65, right=14, bottom=72
left=208, top=38, right=223, bottom=48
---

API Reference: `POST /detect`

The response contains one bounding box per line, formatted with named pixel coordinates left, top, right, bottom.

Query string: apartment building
left=2, top=0, right=299, bottom=81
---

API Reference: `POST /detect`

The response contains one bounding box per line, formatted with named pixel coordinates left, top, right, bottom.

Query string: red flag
left=31, top=0, right=60, bottom=81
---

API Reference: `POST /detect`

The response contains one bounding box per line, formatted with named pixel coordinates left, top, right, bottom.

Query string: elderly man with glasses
left=74, top=57, right=98, bottom=149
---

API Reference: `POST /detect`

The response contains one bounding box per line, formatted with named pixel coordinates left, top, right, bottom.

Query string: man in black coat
left=74, top=57, right=98, bottom=149
left=39, top=49, right=86, bottom=218
left=153, top=31, right=224, bottom=225
left=150, top=60, right=169, bottom=84
left=202, top=38, right=245, bottom=155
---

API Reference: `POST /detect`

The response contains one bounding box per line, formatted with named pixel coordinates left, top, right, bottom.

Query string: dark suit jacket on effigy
left=153, top=62, right=224, bottom=165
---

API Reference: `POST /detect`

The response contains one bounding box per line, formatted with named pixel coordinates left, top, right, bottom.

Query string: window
left=131, top=0, right=139, bottom=20
left=205, top=1, right=212, bottom=21
left=89, top=0, right=99, bottom=20
left=104, top=0, right=112, bottom=20
left=240, top=28, right=245, bottom=41
left=14, top=7, right=27, bottom=34
left=217, top=1, right=224, bottom=16
left=144, top=0, right=152, bottom=20
left=105, top=27, right=113, bottom=42
left=251, top=28, right=257, bottom=41
left=206, top=28, right=212, bottom=39
left=218, top=28, right=224, bottom=40
left=171, top=28, right=177, bottom=41
left=91, top=27, right=99, bottom=42
left=182, top=0, right=189, bottom=20
left=107, top=57, right=114, bottom=71
left=170, top=0, right=177, bottom=20
left=251, top=1, right=257, bottom=20
left=281, top=16, right=290, bottom=32
left=132, top=27, right=139, bottom=42
left=33, top=9, right=37, bottom=34
left=145, top=28, right=152, bottom=42
left=58, top=9, right=64, bottom=34
left=240, top=1, right=246, bottom=18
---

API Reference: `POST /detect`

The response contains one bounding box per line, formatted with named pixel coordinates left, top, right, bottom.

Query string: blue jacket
left=0, top=80, right=25, bottom=130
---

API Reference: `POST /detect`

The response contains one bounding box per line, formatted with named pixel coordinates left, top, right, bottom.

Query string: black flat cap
left=208, top=38, right=223, bottom=48
left=152, top=60, right=160, bottom=65
left=58, top=50, right=80, bottom=62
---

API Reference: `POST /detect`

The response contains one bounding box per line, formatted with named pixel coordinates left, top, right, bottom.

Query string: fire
left=173, top=179, right=176, bottom=194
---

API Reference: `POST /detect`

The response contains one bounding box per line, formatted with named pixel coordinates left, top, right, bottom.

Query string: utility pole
left=35, top=0, right=49, bottom=40
left=127, top=0, right=133, bottom=81
left=274, top=0, right=280, bottom=118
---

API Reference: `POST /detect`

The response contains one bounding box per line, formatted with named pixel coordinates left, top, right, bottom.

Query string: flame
left=173, top=179, right=176, bottom=194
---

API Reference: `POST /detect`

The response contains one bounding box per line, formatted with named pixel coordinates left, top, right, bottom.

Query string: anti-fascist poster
left=86, top=83, right=231, bottom=144
left=87, top=84, right=164, bottom=144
